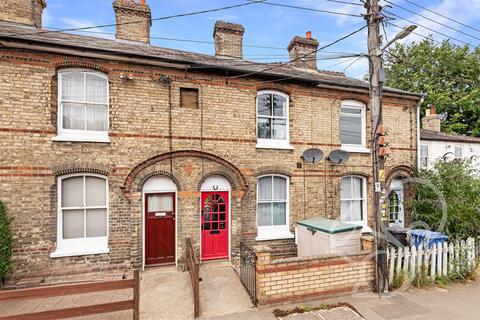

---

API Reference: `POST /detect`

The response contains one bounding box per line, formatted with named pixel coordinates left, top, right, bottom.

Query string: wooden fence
left=0, top=269, right=140, bottom=320
left=186, top=236, right=200, bottom=318
left=387, top=237, right=479, bottom=285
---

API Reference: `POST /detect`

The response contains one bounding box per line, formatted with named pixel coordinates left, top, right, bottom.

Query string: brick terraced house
left=0, top=0, right=422, bottom=283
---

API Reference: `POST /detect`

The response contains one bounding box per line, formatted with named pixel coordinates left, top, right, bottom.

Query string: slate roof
left=0, top=21, right=421, bottom=98
left=421, top=129, right=480, bottom=143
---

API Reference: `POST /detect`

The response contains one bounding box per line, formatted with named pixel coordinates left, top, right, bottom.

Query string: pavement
left=207, top=279, right=480, bottom=320
left=140, top=261, right=254, bottom=320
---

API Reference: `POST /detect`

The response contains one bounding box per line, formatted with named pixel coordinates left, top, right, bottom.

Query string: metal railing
left=239, top=242, right=257, bottom=305
left=185, top=236, right=200, bottom=318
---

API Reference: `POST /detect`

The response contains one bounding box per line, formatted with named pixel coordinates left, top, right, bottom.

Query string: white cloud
left=59, top=18, right=114, bottom=39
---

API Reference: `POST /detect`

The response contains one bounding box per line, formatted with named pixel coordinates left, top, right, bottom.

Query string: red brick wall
left=254, top=245, right=374, bottom=305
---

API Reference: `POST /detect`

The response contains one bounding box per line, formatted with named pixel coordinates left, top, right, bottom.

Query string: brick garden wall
left=254, top=245, right=374, bottom=305
left=0, top=47, right=418, bottom=281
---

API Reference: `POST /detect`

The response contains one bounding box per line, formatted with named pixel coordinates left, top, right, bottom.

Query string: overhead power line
left=402, top=0, right=480, bottom=34
left=384, top=0, right=480, bottom=42
left=247, top=0, right=363, bottom=18
left=228, top=24, right=368, bottom=79
left=4, top=0, right=268, bottom=37
left=326, top=0, right=363, bottom=6
left=43, top=27, right=362, bottom=56
left=383, top=9, right=474, bottom=47
left=386, top=21, right=442, bottom=45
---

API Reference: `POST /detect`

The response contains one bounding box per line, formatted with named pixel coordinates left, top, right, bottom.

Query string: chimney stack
left=288, top=31, right=319, bottom=70
left=422, top=105, right=442, bottom=132
left=213, top=20, right=245, bottom=59
left=113, top=0, right=151, bottom=44
left=0, top=0, right=46, bottom=28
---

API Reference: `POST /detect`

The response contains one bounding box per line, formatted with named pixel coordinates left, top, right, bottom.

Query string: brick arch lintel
left=54, top=61, right=110, bottom=74
left=197, top=171, right=237, bottom=192
left=255, top=166, right=292, bottom=178
left=123, top=150, right=248, bottom=195
left=137, top=171, right=181, bottom=192
left=385, top=165, right=415, bottom=188
left=51, top=161, right=112, bottom=177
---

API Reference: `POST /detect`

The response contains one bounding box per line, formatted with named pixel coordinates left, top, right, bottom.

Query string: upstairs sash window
left=55, top=70, right=109, bottom=142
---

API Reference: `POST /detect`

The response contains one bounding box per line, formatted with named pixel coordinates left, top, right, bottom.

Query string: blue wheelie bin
left=408, top=230, right=448, bottom=249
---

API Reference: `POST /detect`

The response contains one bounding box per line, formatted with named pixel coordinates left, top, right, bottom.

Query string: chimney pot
left=287, top=34, right=319, bottom=70
left=0, top=0, right=46, bottom=28
left=422, top=105, right=442, bottom=132
left=213, top=20, right=245, bottom=59
left=113, top=0, right=152, bottom=44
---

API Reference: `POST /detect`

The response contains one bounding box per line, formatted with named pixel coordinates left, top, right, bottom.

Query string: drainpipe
left=416, top=94, right=425, bottom=170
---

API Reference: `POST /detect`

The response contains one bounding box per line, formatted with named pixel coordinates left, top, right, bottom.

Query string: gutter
left=0, top=38, right=190, bottom=70
left=316, top=82, right=422, bottom=100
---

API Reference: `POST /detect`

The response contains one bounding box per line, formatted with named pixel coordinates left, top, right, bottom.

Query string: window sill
left=341, top=145, right=370, bottom=154
left=52, top=134, right=110, bottom=143
left=256, top=141, right=294, bottom=150
left=50, top=246, right=110, bottom=258
left=256, top=232, right=294, bottom=241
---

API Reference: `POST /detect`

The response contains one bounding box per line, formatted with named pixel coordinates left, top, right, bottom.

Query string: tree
left=0, top=201, right=12, bottom=284
left=384, top=38, right=480, bottom=137
left=412, top=160, right=480, bottom=239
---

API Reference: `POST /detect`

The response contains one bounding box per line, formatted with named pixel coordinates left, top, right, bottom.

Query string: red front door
left=201, top=191, right=229, bottom=260
left=145, top=193, right=175, bottom=265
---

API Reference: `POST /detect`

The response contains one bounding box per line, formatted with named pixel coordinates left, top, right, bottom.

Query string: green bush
left=412, top=159, right=480, bottom=239
left=0, top=201, right=12, bottom=284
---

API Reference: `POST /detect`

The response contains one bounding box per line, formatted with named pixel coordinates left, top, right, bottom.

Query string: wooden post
left=430, top=243, right=436, bottom=279
left=403, top=246, right=410, bottom=275
left=396, top=247, right=403, bottom=275
left=442, top=242, right=448, bottom=276
left=133, top=269, right=140, bottom=320
left=410, top=245, right=417, bottom=275
left=436, top=242, right=442, bottom=276
left=417, top=245, right=423, bottom=275
left=448, top=242, right=454, bottom=273
left=388, top=247, right=396, bottom=285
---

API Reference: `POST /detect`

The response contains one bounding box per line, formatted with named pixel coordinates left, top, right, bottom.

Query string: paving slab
left=199, top=261, right=254, bottom=319
left=140, top=266, right=193, bottom=320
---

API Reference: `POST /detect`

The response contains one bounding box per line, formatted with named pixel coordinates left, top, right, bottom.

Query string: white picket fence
left=387, top=237, right=479, bottom=285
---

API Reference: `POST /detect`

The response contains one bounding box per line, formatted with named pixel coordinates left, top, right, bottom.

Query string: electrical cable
left=402, top=0, right=480, bottom=34
left=383, top=9, right=475, bottom=47
left=384, top=0, right=480, bottom=42
left=3, top=0, right=268, bottom=37
left=228, top=24, right=368, bottom=79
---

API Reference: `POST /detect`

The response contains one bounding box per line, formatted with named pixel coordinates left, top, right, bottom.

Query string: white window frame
left=256, top=174, right=293, bottom=241
left=52, top=69, right=110, bottom=143
left=419, top=144, right=429, bottom=168
left=453, top=145, right=463, bottom=160
left=51, top=173, right=109, bottom=258
left=256, top=90, right=293, bottom=150
left=340, top=175, right=369, bottom=231
left=339, top=100, right=369, bottom=153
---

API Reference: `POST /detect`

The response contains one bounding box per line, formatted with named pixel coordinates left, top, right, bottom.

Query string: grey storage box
left=296, top=217, right=362, bottom=257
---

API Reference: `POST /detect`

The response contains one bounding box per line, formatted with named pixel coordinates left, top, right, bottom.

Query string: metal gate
left=239, top=242, right=257, bottom=305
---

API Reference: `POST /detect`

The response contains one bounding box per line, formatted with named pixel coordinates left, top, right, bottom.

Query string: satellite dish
left=328, top=150, right=350, bottom=165
left=302, top=148, right=323, bottom=163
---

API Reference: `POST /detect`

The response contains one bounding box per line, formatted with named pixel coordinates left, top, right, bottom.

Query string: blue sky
left=42, top=0, right=480, bottom=79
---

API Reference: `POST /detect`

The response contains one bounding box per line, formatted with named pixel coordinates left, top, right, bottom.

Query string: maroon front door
left=201, top=192, right=229, bottom=260
left=145, top=193, right=175, bottom=265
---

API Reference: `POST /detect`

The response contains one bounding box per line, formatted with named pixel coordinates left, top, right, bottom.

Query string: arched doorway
left=143, top=176, right=178, bottom=266
left=200, top=175, right=231, bottom=260
left=388, top=179, right=404, bottom=228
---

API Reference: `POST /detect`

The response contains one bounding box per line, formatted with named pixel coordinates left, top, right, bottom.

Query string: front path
left=207, top=279, right=480, bottom=320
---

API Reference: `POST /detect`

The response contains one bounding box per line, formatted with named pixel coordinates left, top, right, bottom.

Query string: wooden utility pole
left=365, top=0, right=388, bottom=293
